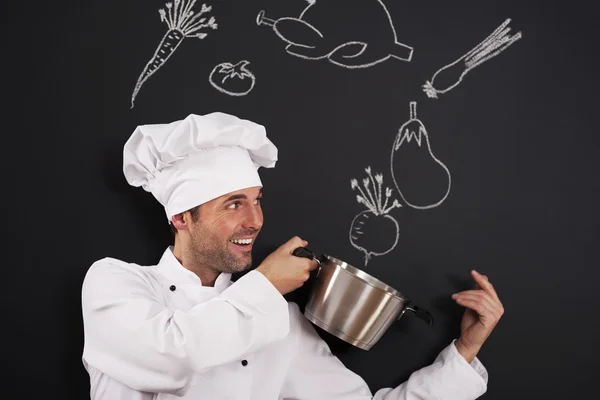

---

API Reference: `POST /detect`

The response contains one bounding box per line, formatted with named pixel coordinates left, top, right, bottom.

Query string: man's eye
left=254, top=197, right=263, bottom=205
left=227, top=202, right=240, bottom=210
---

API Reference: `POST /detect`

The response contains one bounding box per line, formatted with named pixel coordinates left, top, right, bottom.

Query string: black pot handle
left=404, top=303, right=434, bottom=326
left=293, top=247, right=316, bottom=260
left=292, top=247, right=323, bottom=277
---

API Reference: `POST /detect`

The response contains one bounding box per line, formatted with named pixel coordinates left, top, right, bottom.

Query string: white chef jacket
left=81, top=246, right=489, bottom=400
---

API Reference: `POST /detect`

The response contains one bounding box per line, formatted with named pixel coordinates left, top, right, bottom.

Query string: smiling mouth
left=229, top=238, right=254, bottom=250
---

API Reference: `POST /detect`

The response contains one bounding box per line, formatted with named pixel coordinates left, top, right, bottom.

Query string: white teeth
left=230, top=238, right=252, bottom=245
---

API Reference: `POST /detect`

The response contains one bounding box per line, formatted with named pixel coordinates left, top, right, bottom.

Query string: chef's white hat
left=122, top=112, right=278, bottom=221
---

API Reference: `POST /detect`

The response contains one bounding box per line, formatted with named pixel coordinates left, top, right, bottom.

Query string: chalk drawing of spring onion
left=130, top=0, right=218, bottom=108
left=422, top=18, right=522, bottom=99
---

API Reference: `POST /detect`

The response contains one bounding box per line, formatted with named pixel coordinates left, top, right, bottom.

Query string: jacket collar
left=157, top=246, right=232, bottom=290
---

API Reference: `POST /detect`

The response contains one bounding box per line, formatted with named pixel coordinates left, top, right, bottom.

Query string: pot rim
left=323, top=254, right=408, bottom=300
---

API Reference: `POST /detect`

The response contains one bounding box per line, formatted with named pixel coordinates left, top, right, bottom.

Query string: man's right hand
left=255, top=236, right=319, bottom=295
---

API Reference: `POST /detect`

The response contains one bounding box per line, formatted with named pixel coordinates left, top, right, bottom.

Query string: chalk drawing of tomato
left=209, top=60, right=256, bottom=96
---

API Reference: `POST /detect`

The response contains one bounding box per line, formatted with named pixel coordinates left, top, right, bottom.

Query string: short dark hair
left=169, top=205, right=201, bottom=236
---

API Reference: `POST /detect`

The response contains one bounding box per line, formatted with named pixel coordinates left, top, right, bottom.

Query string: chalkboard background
left=4, top=0, right=599, bottom=399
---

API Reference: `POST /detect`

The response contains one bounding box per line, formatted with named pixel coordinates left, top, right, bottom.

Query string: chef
left=81, top=112, right=504, bottom=400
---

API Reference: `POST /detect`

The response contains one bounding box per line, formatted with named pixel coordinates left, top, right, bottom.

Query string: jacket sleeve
left=280, top=304, right=488, bottom=400
left=81, top=258, right=289, bottom=396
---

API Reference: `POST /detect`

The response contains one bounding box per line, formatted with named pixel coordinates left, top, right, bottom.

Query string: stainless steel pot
left=293, top=247, right=433, bottom=351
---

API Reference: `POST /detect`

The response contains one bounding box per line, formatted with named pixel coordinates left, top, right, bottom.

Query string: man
left=81, top=112, right=504, bottom=399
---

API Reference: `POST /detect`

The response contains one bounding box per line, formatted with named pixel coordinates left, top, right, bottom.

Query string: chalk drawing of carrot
left=131, top=0, right=218, bottom=108
left=422, top=18, right=522, bottom=99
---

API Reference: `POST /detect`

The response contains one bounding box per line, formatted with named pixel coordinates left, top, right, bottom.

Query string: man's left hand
left=451, top=270, right=504, bottom=363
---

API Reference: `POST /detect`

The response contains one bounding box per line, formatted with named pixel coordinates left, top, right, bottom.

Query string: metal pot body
left=304, top=255, right=413, bottom=351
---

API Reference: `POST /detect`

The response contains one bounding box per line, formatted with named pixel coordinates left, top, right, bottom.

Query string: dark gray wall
left=4, top=0, right=599, bottom=398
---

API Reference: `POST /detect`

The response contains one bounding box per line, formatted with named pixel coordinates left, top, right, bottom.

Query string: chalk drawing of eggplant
left=390, top=102, right=451, bottom=210
left=256, top=0, right=413, bottom=69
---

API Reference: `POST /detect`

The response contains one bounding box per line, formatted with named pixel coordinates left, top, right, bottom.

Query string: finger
left=453, top=292, right=500, bottom=319
left=283, top=236, right=308, bottom=253
left=454, top=295, right=497, bottom=321
left=471, top=270, right=500, bottom=302
left=453, top=289, right=501, bottom=309
left=454, top=296, right=499, bottom=326
left=454, top=291, right=496, bottom=310
left=299, top=257, right=319, bottom=271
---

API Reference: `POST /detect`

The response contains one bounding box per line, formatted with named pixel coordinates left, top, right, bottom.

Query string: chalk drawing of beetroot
left=349, top=166, right=402, bottom=266
left=256, top=0, right=413, bottom=69
left=391, top=101, right=451, bottom=210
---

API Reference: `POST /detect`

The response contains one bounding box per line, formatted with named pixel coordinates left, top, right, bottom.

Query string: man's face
left=186, top=186, right=264, bottom=274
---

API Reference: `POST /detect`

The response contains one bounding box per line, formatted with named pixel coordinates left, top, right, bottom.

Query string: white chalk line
left=257, top=0, right=413, bottom=69
left=390, top=101, right=451, bottom=210
left=422, top=18, right=522, bottom=99
left=209, top=60, right=256, bottom=97
left=131, top=0, right=218, bottom=108
left=349, top=166, right=402, bottom=266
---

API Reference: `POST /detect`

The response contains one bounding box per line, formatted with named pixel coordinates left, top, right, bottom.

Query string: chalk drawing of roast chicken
left=256, top=0, right=413, bottom=68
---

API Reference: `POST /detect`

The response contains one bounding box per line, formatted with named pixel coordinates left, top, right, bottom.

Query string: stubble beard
left=188, top=222, right=253, bottom=274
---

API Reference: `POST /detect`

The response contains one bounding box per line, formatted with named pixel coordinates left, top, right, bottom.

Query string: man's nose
left=243, top=205, right=263, bottom=229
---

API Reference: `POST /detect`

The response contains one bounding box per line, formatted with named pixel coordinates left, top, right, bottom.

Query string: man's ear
left=171, top=212, right=189, bottom=231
